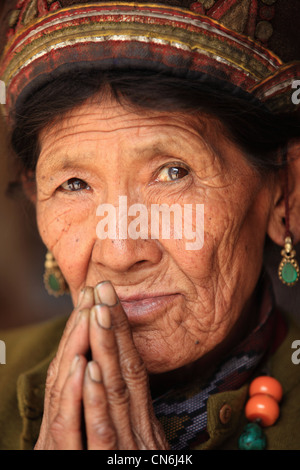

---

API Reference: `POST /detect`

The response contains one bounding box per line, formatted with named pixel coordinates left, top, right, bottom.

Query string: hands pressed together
left=35, top=281, right=169, bottom=450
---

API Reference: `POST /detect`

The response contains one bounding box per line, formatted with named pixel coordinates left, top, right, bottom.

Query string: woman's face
left=35, top=95, right=275, bottom=374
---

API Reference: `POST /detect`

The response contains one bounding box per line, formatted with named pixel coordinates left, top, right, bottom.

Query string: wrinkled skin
left=32, top=93, right=292, bottom=449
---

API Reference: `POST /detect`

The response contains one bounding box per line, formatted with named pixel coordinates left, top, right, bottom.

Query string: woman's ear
left=21, top=171, right=37, bottom=205
left=267, top=139, right=300, bottom=247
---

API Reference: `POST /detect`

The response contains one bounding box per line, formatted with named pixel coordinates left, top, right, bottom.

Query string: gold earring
left=278, top=163, right=299, bottom=286
left=43, top=251, right=69, bottom=297
left=278, top=236, right=299, bottom=286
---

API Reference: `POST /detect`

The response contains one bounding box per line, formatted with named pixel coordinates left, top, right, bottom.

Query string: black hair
left=9, top=69, right=300, bottom=179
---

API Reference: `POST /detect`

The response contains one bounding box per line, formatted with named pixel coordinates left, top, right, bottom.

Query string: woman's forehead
left=39, top=99, right=216, bottom=148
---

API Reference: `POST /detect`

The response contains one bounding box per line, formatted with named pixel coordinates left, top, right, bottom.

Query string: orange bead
left=245, top=394, right=280, bottom=427
left=249, top=376, right=283, bottom=402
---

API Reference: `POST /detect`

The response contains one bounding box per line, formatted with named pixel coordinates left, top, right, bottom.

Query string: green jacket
left=0, top=313, right=299, bottom=450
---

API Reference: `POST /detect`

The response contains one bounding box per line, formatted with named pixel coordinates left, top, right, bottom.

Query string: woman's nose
left=91, top=194, right=164, bottom=273
left=91, top=235, right=163, bottom=273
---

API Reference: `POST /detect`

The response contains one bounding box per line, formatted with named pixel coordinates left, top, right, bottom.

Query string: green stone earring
left=278, top=164, right=299, bottom=287
left=43, top=251, right=69, bottom=297
left=278, top=236, right=299, bottom=286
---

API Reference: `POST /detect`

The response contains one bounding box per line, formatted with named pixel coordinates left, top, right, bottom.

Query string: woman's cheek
left=163, top=200, right=232, bottom=281
left=36, top=198, right=96, bottom=292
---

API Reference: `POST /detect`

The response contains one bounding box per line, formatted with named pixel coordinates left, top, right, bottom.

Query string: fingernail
left=87, top=361, right=102, bottom=383
left=91, top=304, right=111, bottom=329
left=70, top=355, right=80, bottom=374
left=95, top=281, right=118, bottom=307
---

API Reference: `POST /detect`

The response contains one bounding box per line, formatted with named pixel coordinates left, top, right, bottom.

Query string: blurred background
left=0, top=1, right=299, bottom=329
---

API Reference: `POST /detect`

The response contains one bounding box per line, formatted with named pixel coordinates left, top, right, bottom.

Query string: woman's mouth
left=118, top=293, right=182, bottom=323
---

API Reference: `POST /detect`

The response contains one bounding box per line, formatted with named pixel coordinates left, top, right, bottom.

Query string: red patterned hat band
left=0, top=0, right=299, bottom=124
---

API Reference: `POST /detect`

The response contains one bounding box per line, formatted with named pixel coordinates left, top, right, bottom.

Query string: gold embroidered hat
left=0, top=0, right=300, bottom=124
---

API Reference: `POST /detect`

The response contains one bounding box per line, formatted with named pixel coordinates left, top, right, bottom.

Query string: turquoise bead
left=238, top=423, right=267, bottom=450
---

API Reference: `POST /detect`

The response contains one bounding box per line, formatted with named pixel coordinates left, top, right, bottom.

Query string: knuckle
left=50, top=413, right=67, bottom=440
left=107, top=379, right=129, bottom=406
left=85, top=392, right=103, bottom=408
left=49, top=382, right=61, bottom=405
left=115, top=316, right=130, bottom=331
left=91, top=422, right=117, bottom=449
left=122, top=354, right=147, bottom=383
left=101, top=340, right=118, bottom=355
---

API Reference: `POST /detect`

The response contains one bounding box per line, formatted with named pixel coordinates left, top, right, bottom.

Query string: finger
left=95, top=281, right=142, bottom=360
left=83, top=361, right=118, bottom=450
left=49, top=354, right=87, bottom=450
left=93, top=283, right=168, bottom=449
left=38, top=289, right=93, bottom=448
left=89, top=305, right=137, bottom=449
left=44, top=307, right=90, bottom=425
left=95, top=283, right=153, bottom=432
left=45, top=287, right=94, bottom=397
left=53, top=307, right=91, bottom=390
left=54, top=286, right=94, bottom=368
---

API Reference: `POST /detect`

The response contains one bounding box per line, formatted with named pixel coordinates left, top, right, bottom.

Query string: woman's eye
left=156, top=165, right=189, bottom=182
left=60, top=178, right=90, bottom=192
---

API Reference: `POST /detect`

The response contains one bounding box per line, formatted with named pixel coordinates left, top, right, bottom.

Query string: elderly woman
left=0, top=0, right=300, bottom=451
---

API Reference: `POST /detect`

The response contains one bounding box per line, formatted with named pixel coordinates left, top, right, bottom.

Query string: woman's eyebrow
left=38, top=130, right=212, bottom=174
left=39, top=147, right=173, bottom=172
left=40, top=140, right=174, bottom=164
left=37, top=152, right=97, bottom=173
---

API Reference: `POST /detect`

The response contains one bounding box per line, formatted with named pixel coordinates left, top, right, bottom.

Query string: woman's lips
left=118, top=293, right=181, bottom=322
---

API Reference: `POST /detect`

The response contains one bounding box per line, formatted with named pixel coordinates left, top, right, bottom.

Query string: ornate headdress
left=0, top=0, right=299, bottom=125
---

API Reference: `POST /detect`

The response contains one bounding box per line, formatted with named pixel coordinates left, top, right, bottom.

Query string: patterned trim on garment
left=153, top=282, right=280, bottom=450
